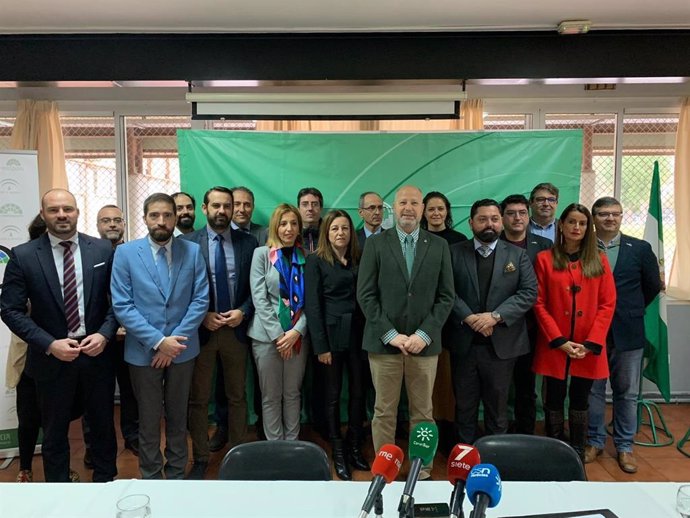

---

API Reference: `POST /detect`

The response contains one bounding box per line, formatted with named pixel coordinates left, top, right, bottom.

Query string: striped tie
left=60, top=241, right=81, bottom=333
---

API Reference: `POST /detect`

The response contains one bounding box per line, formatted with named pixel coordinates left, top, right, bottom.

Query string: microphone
left=447, top=444, right=482, bottom=518
left=465, top=464, right=502, bottom=518
left=357, top=444, right=404, bottom=518
left=398, top=422, right=439, bottom=518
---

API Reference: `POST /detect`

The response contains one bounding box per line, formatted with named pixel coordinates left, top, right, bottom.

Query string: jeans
left=588, top=347, right=644, bottom=453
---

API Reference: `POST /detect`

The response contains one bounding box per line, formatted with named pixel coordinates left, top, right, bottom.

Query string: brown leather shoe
left=617, top=451, right=638, bottom=474
left=583, top=445, right=603, bottom=464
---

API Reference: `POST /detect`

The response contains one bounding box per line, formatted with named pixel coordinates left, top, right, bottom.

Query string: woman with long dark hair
left=421, top=191, right=467, bottom=244
left=304, top=210, right=369, bottom=480
left=532, top=203, right=616, bottom=458
left=248, top=204, right=308, bottom=441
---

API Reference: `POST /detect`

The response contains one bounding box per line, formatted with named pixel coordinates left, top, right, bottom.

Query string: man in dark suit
left=357, top=185, right=454, bottom=479
left=183, top=186, right=257, bottom=479
left=231, top=186, right=268, bottom=245
left=356, top=191, right=384, bottom=250
left=499, top=194, right=552, bottom=434
left=1, top=188, right=119, bottom=482
left=448, top=198, right=537, bottom=444
left=585, top=196, right=662, bottom=474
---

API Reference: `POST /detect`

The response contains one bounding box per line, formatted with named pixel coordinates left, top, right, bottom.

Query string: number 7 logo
left=453, top=445, right=475, bottom=461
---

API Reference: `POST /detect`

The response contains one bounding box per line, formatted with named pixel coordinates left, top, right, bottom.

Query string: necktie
left=404, top=235, right=415, bottom=275
left=60, top=241, right=80, bottom=333
left=156, top=246, right=170, bottom=294
left=215, top=234, right=232, bottom=313
left=478, top=245, right=491, bottom=258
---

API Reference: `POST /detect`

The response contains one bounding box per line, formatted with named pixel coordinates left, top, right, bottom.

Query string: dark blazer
left=356, top=228, right=454, bottom=355
left=500, top=231, right=552, bottom=266
left=609, top=233, right=662, bottom=352
left=448, top=239, right=537, bottom=359
left=356, top=228, right=367, bottom=251
left=304, top=253, right=363, bottom=355
left=182, top=227, right=257, bottom=344
left=0, top=232, right=118, bottom=381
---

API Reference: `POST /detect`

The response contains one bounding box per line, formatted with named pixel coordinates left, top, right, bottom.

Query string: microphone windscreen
left=371, top=444, right=404, bottom=483
left=408, top=422, right=439, bottom=465
left=447, top=443, right=482, bottom=485
left=466, top=463, right=502, bottom=508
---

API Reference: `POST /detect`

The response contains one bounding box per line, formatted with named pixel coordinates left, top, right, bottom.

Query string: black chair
left=473, top=434, right=587, bottom=481
left=219, top=440, right=332, bottom=480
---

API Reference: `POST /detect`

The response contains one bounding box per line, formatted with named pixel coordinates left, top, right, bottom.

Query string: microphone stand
left=375, top=494, right=384, bottom=518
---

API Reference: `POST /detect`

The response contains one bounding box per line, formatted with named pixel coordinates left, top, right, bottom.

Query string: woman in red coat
left=532, top=203, right=616, bottom=458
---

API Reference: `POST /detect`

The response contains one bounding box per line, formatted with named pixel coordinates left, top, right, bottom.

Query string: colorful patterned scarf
left=269, top=246, right=306, bottom=353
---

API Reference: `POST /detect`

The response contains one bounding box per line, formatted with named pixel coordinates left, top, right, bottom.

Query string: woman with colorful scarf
left=248, top=204, right=308, bottom=440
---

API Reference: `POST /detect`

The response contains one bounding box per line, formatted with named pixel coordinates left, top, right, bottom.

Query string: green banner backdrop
left=177, top=130, right=583, bottom=229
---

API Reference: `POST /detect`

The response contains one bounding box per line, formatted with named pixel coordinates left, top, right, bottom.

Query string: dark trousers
left=36, top=353, right=117, bottom=482
left=451, top=345, right=516, bottom=444
left=512, top=350, right=537, bottom=434
left=323, top=348, right=368, bottom=440
left=115, top=337, right=139, bottom=441
left=544, top=375, right=593, bottom=412
left=16, top=372, right=42, bottom=471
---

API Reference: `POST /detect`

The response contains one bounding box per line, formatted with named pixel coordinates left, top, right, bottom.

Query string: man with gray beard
left=447, top=199, right=537, bottom=444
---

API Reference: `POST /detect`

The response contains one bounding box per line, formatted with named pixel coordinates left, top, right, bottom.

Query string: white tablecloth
left=0, top=480, right=683, bottom=518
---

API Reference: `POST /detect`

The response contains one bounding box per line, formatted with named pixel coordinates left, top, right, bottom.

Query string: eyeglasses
left=361, top=205, right=384, bottom=213
left=504, top=210, right=528, bottom=217
left=534, top=196, right=558, bottom=204
left=595, top=211, right=622, bottom=218
left=99, top=217, right=124, bottom=224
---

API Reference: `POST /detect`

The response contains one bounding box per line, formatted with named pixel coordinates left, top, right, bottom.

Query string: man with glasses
left=356, top=191, right=384, bottom=250
left=528, top=183, right=559, bottom=242
left=585, top=197, right=661, bottom=474
left=499, top=194, right=552, bottom=435
left=95, top=205, right=139, bottom=457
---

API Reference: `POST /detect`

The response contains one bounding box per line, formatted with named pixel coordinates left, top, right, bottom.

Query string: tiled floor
left=1, top=403, right=689, bottom=483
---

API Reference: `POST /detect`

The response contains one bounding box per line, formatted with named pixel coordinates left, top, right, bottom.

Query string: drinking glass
left=116, top=494, right=151, bottom=518
left=677, top=485, right=690, bottom=518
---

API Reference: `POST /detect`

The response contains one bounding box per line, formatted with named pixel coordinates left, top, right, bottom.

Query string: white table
left=0, top=480, right=683, bottom=518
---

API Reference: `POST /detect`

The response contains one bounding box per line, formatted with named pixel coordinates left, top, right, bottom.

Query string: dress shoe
left=209, top=427, right=228, bottom=452
left=83, top=449, right=93, bottom=469
left=617, top=451, right=638, bottom=474
left=16, top=469, right=33, bottom=482
left=185, top=461, right=208, bottom=480
left=348, top=446, right=370, bottom=472
left=583, top=445, right=603, bottom=464
left=124, top=437, right=139, bottom=456
left=332, top=440, right=352, bottom=481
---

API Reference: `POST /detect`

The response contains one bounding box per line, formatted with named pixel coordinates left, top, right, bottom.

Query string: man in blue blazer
left=1, top=188, right=119, bottom=482
left=586, top=197, right=662, bottom=474
left=181, top=186, right=257, bottom=479
left=111, top=192, right=209, bottom=480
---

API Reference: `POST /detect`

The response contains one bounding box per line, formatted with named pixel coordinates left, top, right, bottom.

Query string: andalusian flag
left=642, top=161, right=671, bottom=402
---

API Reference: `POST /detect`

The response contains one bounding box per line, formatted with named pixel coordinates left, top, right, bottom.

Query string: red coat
left=532, top=250, right=616, bottom=380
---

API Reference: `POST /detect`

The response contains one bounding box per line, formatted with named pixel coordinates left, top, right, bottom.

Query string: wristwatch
left=491, top=311, right=502, bottom=323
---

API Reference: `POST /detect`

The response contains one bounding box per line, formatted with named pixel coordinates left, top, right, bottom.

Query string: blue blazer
left=181, top=227, right=257, bottom=345
left=0, top=233, right=118, bottom=381
left=111, top=237, right=209, bottom=367
left=609, top=234, right=662, bottom=352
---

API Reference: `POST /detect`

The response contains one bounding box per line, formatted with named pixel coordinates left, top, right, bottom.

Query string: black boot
left=568, top=409, right=588, bottom=461
left=332, top=439, right=351, bottom=481
left=544, top=406, right=566, bottom=441
left=346, top=429, right=370, bottom=472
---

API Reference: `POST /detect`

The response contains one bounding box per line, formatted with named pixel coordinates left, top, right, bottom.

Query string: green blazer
left=356, top=227, right=454, bottom=355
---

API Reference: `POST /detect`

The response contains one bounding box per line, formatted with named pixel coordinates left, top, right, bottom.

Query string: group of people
left=0, top=179, right=661, bottom=483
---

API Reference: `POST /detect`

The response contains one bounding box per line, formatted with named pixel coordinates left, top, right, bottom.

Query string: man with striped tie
left=1, top=188, right=119, bottom=482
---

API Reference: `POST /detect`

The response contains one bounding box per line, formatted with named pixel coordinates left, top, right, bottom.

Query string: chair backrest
left=219, top=440, right=332, bottom=481
left=473, top=434, right=587, bottom=481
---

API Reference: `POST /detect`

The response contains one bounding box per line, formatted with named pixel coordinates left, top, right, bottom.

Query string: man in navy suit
left=356, top=191, right=384, bottom=250
left=1, top=188, right=119, bottom=482
left=585, top=197, right=662, bottom=474
left=111, top=192, right=208, bottom=479
left=182, top=186, right=257, bottom=479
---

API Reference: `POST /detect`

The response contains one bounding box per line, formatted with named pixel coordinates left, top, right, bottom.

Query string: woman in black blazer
left=304, top=209, right=369, bottom=480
